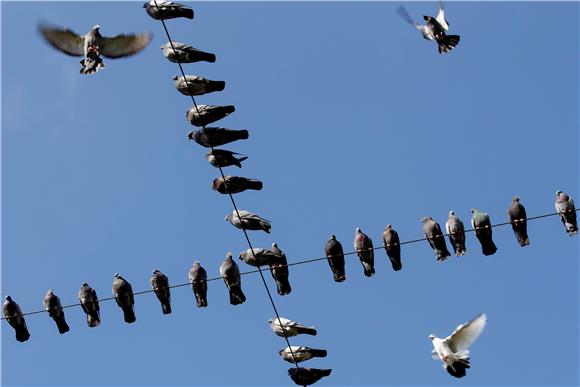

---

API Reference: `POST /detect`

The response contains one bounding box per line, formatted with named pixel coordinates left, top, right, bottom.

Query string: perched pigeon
left=555, top=190, right=578, bottom=235
left=173, top=75, right=225, bottom=97
left=279, top=346, right=328, bottom=363
left=150, top=269, right=171, bottom=315
left=188, top=261, right=208, bottom=307
left=354, top=227, right=375, bottom=277
left=112, top=273, right=136, bottom=323
left=239, top=247, right=284, bottom=267
left=324, top=235, right=346, bottom=282
left=188, top=128, right=249, bottom=148
left=39, top=24, right=151, bottom=74
left=186, top=104, right=235, bottom=127
left=268, top=317, right=317, bottom=337
left=507, top=196, right=530, bottom=246
left=270, top=243, right=292, bottom=296
left=143, top=1, right=194, bottom=20
left=43, top=289, right=70, bottom=334
left=161, top=41, right=216, bottom=63
left=220, top=253, right=246, bottom=305
left=288, top=368, right=332, bottom=386
left=78, top=283, right=100, bottom=327
left=470, top=209, right=497, bottom=256
left=205, top=149, right=248, bottom=168
left=2, top=296, right=30, bottom=342
left=445, top=211, right=467, bottom=256
left=212, top=176, right=263, bottom=194
left=382, top=224, right=402, bottom=271
left=225, top=210, right=271, bottom=233
left=430, top=313, right=487, bottom=378
left=421, top=216, right=451, bottom=261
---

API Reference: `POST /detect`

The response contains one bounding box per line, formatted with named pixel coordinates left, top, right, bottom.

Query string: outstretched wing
left=436, top=1, right=449, bottom=31
left=39, top=25, right=84, bottom=56
left=445, top=313, right=487, bottom=353
left=101, top=33, right=151, bottom=58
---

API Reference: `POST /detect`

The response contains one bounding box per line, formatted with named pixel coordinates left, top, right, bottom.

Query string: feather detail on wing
left=436, top=1, right=449, bottom=31
left=445, top=313, right=487, bottom=353
left=39, top=25, right=84, bottom=56
left=101, top=33, right=151, bottom=58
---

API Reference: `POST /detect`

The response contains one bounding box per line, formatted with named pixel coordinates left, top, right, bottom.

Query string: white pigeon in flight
left=429, top=313, right=487, bottom=378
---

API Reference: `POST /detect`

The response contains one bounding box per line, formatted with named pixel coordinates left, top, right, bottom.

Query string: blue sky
left=1, top=1, right=579, bottom=386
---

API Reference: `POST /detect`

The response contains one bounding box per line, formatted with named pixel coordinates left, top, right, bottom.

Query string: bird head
left=448, top=210, right=455, bottom=216
left=92, top=24, right=100, bottom=30
left=420, top=217, right=429, bottom=223
left=556, top=190, right=563, bottom=196
left=172, top=75, right=179, bottom=81
left=330, top=234, right=336, bottom=240
left=428, top=334, right=437, bottom=340
left=152, top=269, right=160, bottom=275
left=142, top=2, right=148, bottom=8
left=278, top=349, right=284, bottom=356
left=5, top=295, right=12, bottom=301
left=114, top=273, right=120, bottom=278
left=47, top=288, right=54, bottom=294
left=386, top=224, right=392, bottom=230
left=224, top=214, right=231, bottom=221
left=268, top=318, right=273, bottom=324
left=272, top=242, right=278, bottom=249
left=355, top=227, right=361, bottom=233
left=423, top=15, right=433, bottom=22
left=226, top=252, right=233, bottom=260
left=82, top=282, right=89, bottom=287
left=513, top=196, right=520, bottom=202
left=470, top=208, right=476, bottom=214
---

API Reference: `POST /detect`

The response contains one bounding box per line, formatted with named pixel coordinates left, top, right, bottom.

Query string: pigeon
left=354, top=227, right=375, bottom=277
left=270, top=243, right=292, bottom=296
left=225, top=210, right=271, bottom=233
left=2, top=296, right=30, bottom=342
left=430, top=313, right=487, bottom=378
left=279, top=346, right=328, bottom=363
left=470, top=209, right=498, bottom=256
left=205, top=149, right=248, bottom=168
left=173, top=75, right=225, bottom=97
left=186, top=104, right=235, bottom=127
left=143, top=1, right=194, bottom=20
left=39, top=24, right=151, bottom=74
left=161, top=41, right=216, bottom=63
left=288, top=368, right=332, bottom=386
left=188, top=261, right=208, bottom=307
left=268, top=317, right=317, bottom=337
left=507, top=196, right=530, bottom=246
left=239, top=247, right=285, bottom=267
left=188, top=128, right=249, bottom=148
left=150, top=269, right=171, bottom=315
left=78, top=283, right=100, bottom=327
left=112, top=273, right=136, bottom=323
left=382, top=224, right=402, bottom=271
left=555, top=190, right=578, bottom=235
left=445, top=211, right=467, bottom=256
left=324, top=235, right=346, bottom=282
left=421, top=217, right=451, bottom=261
left=220, top=253, right=246, bottom=305
left=212, top=176, right=263, bottom=194
left=43, top=289, right=70, bottom=334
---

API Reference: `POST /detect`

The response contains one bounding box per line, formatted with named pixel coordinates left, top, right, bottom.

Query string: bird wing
left=101, top=33, right=151, bottom=58
left=445, top=313, right=487, bottom=353
left=39, top=25, right=84, bottom=56
left=396, top=6, right=417, bottom=26
left=436, top=1, right=449, bottom=31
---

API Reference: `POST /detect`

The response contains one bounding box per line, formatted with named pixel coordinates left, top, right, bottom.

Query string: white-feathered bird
left=279, top=346, right=327, bottom=363
left=268, top=317, right=317, bottom=337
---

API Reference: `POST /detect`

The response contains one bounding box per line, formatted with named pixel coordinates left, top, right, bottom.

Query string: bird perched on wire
left=188, top=128, right=249, bottom=148
left=470, top=209, right=497, bottom=256
left=39, top=24, right=151, bottom=74
left=188, top=261, right=208, bottom=307
left=225, top=210, right=271, bottom=233
left=288, top=368, right=332, bottom=386
left=268, top=317, right=317, bottom=337
left=279, top=346, right=327, bottom=363
left=270, top=243, right=292, bottom=296
left=150, top=269, right=172, bottom=315
left=3, top=296, right=30, bottom=342
left=43, top=289, right=70, bottom=334
left=205, top=149, right=248, bottom=168
left=354, top=227, right=375, bottom=277
left=112, top=273, right=136, bottom=323
left=421, top=216, right=451, bottom=261
left=324, top=235, right=346, bottom=282
left=220, top=253, right=246, bottom=306
left=173, top=75, right=225, bottom=97
left=382, top=224, right=403, bottom=271
left=143, top=1, right=194, bottom=20
left=507, top=196, right=530, bottom=246
left=212, top=176, right=263, bottom=194
left=555, top=190, right=577, bottom=236
left=445, top=211, right=467, bottom=256
left=78, top=283, right=100, bottom=327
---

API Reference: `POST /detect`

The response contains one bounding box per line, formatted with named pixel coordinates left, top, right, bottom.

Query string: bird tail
left=437, top=34, right=460, bottom=54
left=178, top=8, right=194, bottom=19
left=310, top=349, right=328, bottom=358
left=361, top=261, right=375, bottom=277
left=234, top=156, right=248, bottom=168
left=246, top=179, right=264, bottom=191
left=389, top=257, right=403, bottom=271
left=208, top=80, right=226, bottom=93
left=56, top=318, right=70, bottom=334
left=481, top=239, right=498, bottom=256
left=161, top=301, right=172, bottom=315
left=229, top=286, right=246, bottom=305
left=15, top=325, right=31, bottom=342
left=332, top=268, right=346, bottom=282
left=435, top=246, right=451, bottom=261
left=276, top=279, right=292, bottom=296
left=122, top=306, right=136, bottom=323
left=87, top=311, right=101, bottom=327
left=514, top=231, right=530, bottom=246
left=260, top=220, right=272, bottom=233
left=196, top=295, right=208, bottom=307
left=234, top=130, right=250, bottom=142
left=197, top=51, right=216, bottom=63
left=296, top=326, right=317, bottom=336
left=317, top=369, right=332, bottom=377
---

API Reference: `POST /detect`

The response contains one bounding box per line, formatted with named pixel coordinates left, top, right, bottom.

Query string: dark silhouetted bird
left=220, top=253, right=246, bottom=306
left=470, top=209, right=497, bottom=256
left=324, top=235, right=346, bottom=282
left=143, top=1, right=194, bottom=20
left=508, top=196, right=530, bottom=246
left=3, top=296, right=30, bottom=342
left=382, top=224, right=402, bottom=271
left=422, top=216, right=451, bottom=261
left=270, top=243, right=292, bottom=296
left=205, top=149, right=248, bottom=168
left=43, top=289, right=70, bottom=334
left=173, top=75, right=225, bottom=96
left=112, top=273, right=136, bottom=323
left=150, top=269, right=171, bottom=314
left=188, top=128, right=249, bottom=148
left=239, top=247, right=284, bottom=267
left=354, top=227, right=375, bottom=277
left=445, top=211, right=467, bottom=256
left=188, top=261, right=208, bottom=307
left=78, top=283, right=100, bottom=327
left=288, top=367, right=332, bottom=386
left=212, top=176, right=263, bottom=194
left=186, top=104, right=235, bottom=127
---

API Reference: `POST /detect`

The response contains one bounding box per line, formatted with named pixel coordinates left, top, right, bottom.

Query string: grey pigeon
left=354, top=227, right=375, bottom=277
left=43, top=289, right=70, bottom=334
left=279, top=346, right=328, bottom=363
left=78, top=283, right=100, bottom=327
left=421, top=217, right=451, bottom=261
left=161, top=41, right=216, bottom=63
left=239, top=247, right=285, bottom=268
left=40, top=24, right=151, bottom=74
left=205, top=149, right=248, bottom=168
left=555, top=190, right=578, bottom=235
left=445, top=211, right=467, bottom=256
left=173, top=75, right=225, bottom=96
left=507, top=196, right=530, bottom=246
left=186, top=104, right=235, bottom=127
left=470, top=209, right=498, bottom=256
left=382, top=224, right=402, bottom=271
left=225, top=210, right=271, bottom=233
left=324, top=235, right=346, bottom=282
left=270, top=243, right=292, bottom=296
left=150, top=269, right=171, bottom=315
left=188, top=261, right=208, bottom=307
left=212, top=176, right=263, bottom=194
left=144, top=1, right=194, bottom=20
left=288, top=368, right=332, bottom=386
left=112, top=273, right=136, bottom=323
left=220, top=253, right=246, bottom=305
left=2, top=296, right=30, bottom=342
left=189, top=128, right=249, bottom=148
left=268, top=317, right=317, bottom=337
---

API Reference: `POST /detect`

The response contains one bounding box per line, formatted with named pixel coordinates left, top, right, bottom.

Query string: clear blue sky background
left=1, top=1, right=579, bottom=386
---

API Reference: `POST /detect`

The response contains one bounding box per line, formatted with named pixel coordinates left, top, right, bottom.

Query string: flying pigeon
left=382, top=224, right=402, bottom=271
left=188, top=128, right=249, bottom=148
left=324, top=235, right=346, bottom=282
left=43, top=289, right=70, bottom=334
left=268, top=317, right=317, bottom=337
left=555, top=190, right=578, bottom=235
left=422, top=217, right=451, bottom=261
left=212, top=176, right=263, bottom=194
left=150, top=269, right=171, bottom=315
left=238, top=247, right=284, bottom=267
left=470, top=209, right=497, bottom=256
left=220, top=253, right=246, bottom=305
left=186, top=104, right=235, bottom=127
left=78, top=283, right=100, bottom=327
left=205, top=149, right=248, bottom=168
left=354, top=227, right=375, bottom=277
left=430, top=313, right=487, bottom=378
left=225, top=210, right=271, bottom=233
left=2, top=296, right=30, bottom=342
left=173, top=75, right=225, bottom=97
left=507, top=196, right=530, bottom=246
left=445, top=211, right=467, bottom=256
left=112, top=273, right=136, bottom=323
left=288, top=368, right=332, bottom=386
left=279, top=346, right=328, bottom=363
left=188, top=261, right=208, bottom=307
left=270, top=243, right=292, bottom=296
left=143, top=1, right=194, bottom=20
left=39, top=24, right=151, bottom=74
left=161, top=41, right=216, bottom=63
